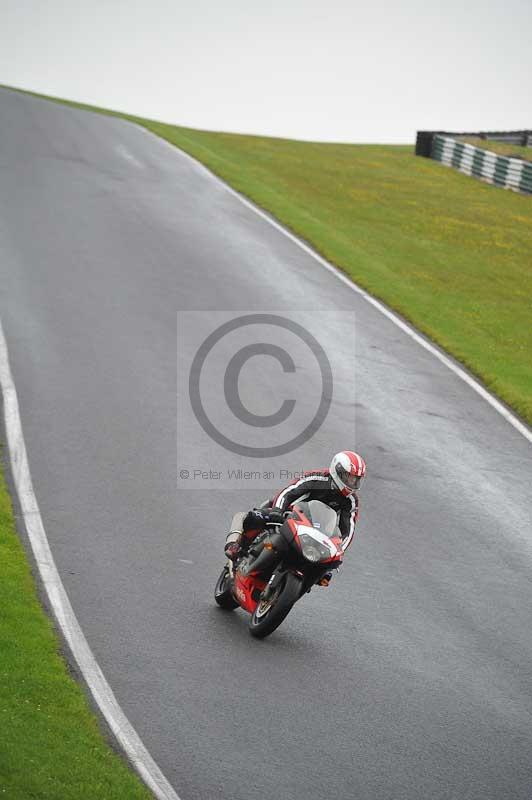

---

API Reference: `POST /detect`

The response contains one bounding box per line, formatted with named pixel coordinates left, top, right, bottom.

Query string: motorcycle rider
left=224, top=451, right=366, bottom=570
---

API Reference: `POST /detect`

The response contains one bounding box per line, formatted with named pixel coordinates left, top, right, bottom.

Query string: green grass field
left=458, top=136, right=532, bottom=160
left=5, top=85, right=532, bottom=427
left=156, top=128, right=532, bottom=423
left=0, top=455, right=152, bottom=799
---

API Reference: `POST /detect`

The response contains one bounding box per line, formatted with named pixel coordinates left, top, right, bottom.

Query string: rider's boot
left=224, top=532, right=242, bottom=561
left=224, top=512, right=246, bottom=561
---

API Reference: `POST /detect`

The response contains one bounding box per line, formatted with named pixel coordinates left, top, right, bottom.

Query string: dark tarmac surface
left=1, top=88, right=531, bottom=800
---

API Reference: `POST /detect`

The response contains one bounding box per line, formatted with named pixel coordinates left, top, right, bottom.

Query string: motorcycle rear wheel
left=249, top=572, right=302, bottom=638
left=214, top=565, right=239, bottom=610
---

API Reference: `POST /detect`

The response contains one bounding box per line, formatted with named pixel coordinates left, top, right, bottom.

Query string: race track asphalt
left=1, top=87, right=531, bottom=800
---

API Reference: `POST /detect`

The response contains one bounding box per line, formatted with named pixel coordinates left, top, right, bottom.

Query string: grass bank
left=458, top=136, right=532, bottom=161
left=5, top=85, right=532, bottom=423
left=148, top=129, right=531, bottom=423
left=152, top=129, right=531, bottom=424
left=0, top=452, right=152, bottom=799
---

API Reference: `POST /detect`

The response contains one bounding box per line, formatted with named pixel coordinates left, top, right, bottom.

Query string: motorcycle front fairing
left=273, top=503, right=344, bottom=591
left=234, top=500, right=343, bottom=607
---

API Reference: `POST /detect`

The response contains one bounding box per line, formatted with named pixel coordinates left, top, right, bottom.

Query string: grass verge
left=149, top=129, right=531, bottom=424
left=0, top=448, right=152, bottom=800
left=4, top=85, right=532, bottom=423
left=13, top=86, right=529, bottom=424
left=457, top=136, right=532, bottom=161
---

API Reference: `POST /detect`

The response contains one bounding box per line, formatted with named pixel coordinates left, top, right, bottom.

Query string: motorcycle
left=214, top=500, right=344, bottom=638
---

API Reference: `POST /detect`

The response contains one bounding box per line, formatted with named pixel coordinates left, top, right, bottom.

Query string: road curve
left=1, top=87, right=531, bottom=800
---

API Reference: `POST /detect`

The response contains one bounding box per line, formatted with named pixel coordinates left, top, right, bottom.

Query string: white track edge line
left=0, top=319, right=180, bottom=800
left=141, top=125, right=532, bottom=445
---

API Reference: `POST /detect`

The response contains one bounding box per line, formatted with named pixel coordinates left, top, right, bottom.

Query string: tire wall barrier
left=416, top=131, right=532, bottom=195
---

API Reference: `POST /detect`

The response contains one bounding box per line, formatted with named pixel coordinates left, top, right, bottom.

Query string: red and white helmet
left=330, top=451, right=366, bottom=496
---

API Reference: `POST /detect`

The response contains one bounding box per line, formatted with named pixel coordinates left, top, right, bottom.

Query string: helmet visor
left=335, top=464, right=362, bottom=491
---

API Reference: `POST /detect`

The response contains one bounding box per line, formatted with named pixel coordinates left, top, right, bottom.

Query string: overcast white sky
left=2, top=0, right=531, bottom=143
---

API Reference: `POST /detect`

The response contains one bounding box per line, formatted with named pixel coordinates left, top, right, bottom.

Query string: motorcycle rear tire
left=214, top=565, right=239, bottom=610
left=249, top=572, right=302, bottom=638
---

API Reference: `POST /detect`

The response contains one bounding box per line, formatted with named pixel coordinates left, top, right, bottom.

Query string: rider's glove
left=263, top=509, right=285, bottom=525
left=242, top=509, right=268, bottom=531
left=242, top=508, right=284, bottom=531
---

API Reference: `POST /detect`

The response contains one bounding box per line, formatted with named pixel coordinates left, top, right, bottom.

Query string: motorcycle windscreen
left=305, top=500, right=341, bottom=537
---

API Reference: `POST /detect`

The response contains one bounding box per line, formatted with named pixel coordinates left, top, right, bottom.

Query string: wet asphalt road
left=1, top=87, right=531, bottom=800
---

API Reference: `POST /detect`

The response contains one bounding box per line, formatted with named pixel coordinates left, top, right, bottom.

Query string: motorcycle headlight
left=298, top=532, right=333, bottom=563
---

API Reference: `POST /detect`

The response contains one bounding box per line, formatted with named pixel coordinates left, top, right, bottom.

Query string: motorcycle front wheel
left=249, top=572, right=302, bottom=638
left=214, top=564, right=239, bottom=610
